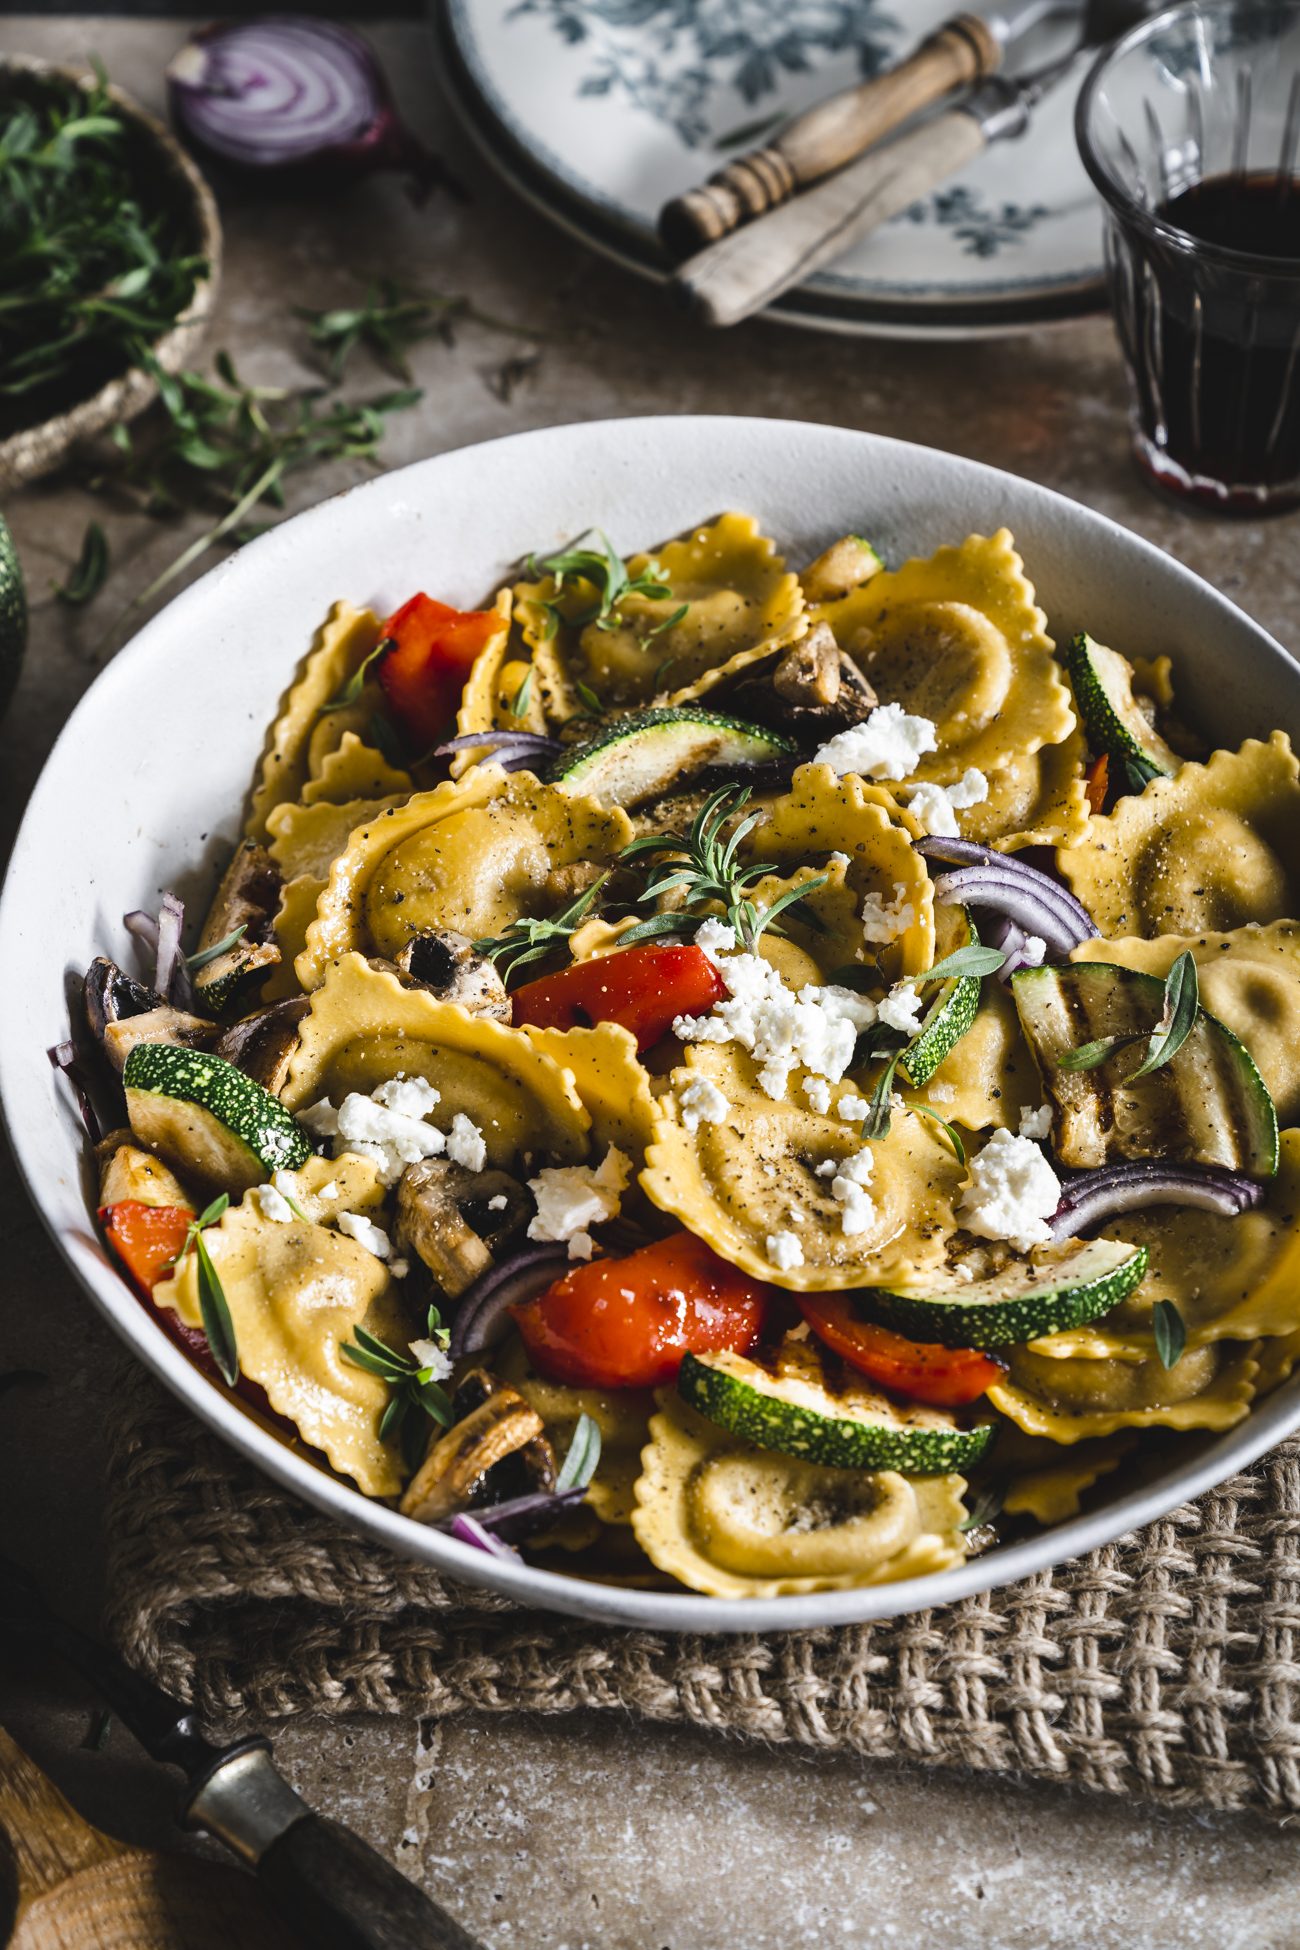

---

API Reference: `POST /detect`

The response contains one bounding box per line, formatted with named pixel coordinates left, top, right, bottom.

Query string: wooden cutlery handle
left=659, top=13, right=1000, bottom=258
left=672, top=108, right=989, bottom=328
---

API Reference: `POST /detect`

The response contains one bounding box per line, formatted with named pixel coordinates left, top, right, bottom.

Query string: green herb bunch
left=618, top=784, right=825, bottom=953
left=0, top=66, right=205, bottom=428
left=526, top=530, right=680, bottom=639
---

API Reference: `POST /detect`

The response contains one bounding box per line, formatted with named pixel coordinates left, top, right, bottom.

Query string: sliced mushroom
left=191, top=840, right=283, bottom=1014
left=772, top=623, right=843, bottom=707
left=541, top=859, right=607, bottom=905
left=399, top=1381, right=545, bottom=1522
left=102, top=1004, right=219, bottom=1073
left=396, top=1160, right=531, bottom=1299
left=84, top=957, right=159, bottom=1045
left=214, top=997, right=309, bottom=1095
left=729, top=644, right=876, bottom=745
left=394, top=930, right=510, bottom=1022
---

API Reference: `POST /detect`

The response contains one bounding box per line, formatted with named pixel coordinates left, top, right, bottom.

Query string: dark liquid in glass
left=1122, top=173, right=1300, bottom=510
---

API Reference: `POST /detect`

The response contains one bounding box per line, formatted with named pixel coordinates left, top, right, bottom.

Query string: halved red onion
left=446, top=1512, right=518, bottom=1560
left=48, top=1041, right=102, bottom=1142
left=449, top=1246, right=569, bottom=1359
left=1049, top=1161, right=1265, bottom=1240
left=167, top=18, right=447, bottom=193
left=917, top=839, right=1096, bottom=958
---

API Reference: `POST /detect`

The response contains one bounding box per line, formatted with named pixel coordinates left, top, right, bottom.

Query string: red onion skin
left=932, top=869, right=1093, bottom=958
left=450, top=1248, right=569, bottom=1359
left=1049, top=1164, right=1265, bottom=1240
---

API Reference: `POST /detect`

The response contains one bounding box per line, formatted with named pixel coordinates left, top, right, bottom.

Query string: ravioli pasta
left=79, top=511, right=1300, bottom=1605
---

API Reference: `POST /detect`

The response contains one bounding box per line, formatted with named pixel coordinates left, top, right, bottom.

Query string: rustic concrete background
left=2, top=17, right=1299, bottom=1948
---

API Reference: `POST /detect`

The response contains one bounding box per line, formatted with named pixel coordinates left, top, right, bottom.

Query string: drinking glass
left=1077, top=1, right=1300, bottom=512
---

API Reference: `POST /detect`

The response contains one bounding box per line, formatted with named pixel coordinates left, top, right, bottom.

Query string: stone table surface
left=2, top=17, right=1299, bottom=1950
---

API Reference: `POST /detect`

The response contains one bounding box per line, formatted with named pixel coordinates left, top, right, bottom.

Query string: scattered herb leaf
left=959, top=1481, right=1006, bottom=1532
left=1057, top=1033, right=1142, bottom=1074
left=555, top=1411, right=602, bottom=1494
left=910, top=1103, right=967, bottom=1164
left=510, top=667, right=533, bottom=718
left=320, top=637, right=392, bottom=716
left=922, top=944, right=1006, bottom=984
left=194, top=1230, right=238, bottom=1386
left=861, top=1048, right=904, bottom=1141
left=185, top=922, right=247, bottom=972
left=1129, top=950, right=1199, bottom=1080
left=297, top=276, right=535, bottom=383
left=527, top=529, right=672, bottom=636
left=53, top=520, right=109, bottom=605
left=1152, top=1298, right=1187, bottom=1370
left=644, top=601, right=689, bottom=642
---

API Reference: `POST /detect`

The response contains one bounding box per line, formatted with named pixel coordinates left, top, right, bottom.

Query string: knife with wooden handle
left=671, top=65, right=1066, bottom=329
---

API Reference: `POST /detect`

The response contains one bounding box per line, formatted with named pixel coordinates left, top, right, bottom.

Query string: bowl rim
left=1075, top=0, right=1300, bottom=281
left=0, top=55, right=223, bottom=491
left=5, top=411, right=1300, bottom=1634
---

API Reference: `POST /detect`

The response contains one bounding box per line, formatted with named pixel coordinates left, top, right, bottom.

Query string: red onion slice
left=449, top=1246, right=569, bottom=1359
left=167, top=17, right=446, bottom=192
left=1049, top=1161, right=1266, bottom=1240
left=440, top=1484, right=589, bottom=1547
left=48, top=1040, right=102, bottom=1142
left=435, top=731, right=561, bottom=756
left=925, top=863, right=1096, bottom=959
left=918, top=837, right=1097, bottom=944
left=446, top=1512, right=518, bottom=1560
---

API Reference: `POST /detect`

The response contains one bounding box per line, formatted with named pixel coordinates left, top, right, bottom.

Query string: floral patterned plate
left=431, top=0, right=1108, bottom=339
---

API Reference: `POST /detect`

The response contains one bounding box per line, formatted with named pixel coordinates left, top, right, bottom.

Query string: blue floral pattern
left=509, top=0, right=904, bottom=146
left=902, top=187, right=1053, bottom=259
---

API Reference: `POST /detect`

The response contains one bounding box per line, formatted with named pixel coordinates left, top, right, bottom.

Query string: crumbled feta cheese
left=813, top=703, right=938, bottom=782
left=408, top=1336, right=453, bottom=1380
left=253, top=1182, right=295, bottom=1224
left=927, top=1084, right=956, bottom=1106
left=803, top=1076, right=832, bottom=1116
left=318, top=1179, right=339, bottom=1200
left=877, top=982, right=925, bottom=1036
left=1019, top=1104, right=1053, bottom=1142
left=374, top=1074, right=440, bottom=1117
left=446, top=1111, right=487, bottom=1172
left=827, top=851, right=851, bottom=870
left=695, top=916, right=739, bottom=964
left=902, top=768, right=990, bottom=839
left=1021, top=935, right=1047, bottom=969
left=566, top=1230, right=595, bottom=1261
left=676, top=950, right=877, bottom=1101
left=487, top=1193, right=508, bottom=1212
left=830, top=1147, right=877, bottom=1236
left=337, top=1210, right=393, bottom=1259
left=299, top=1099, right=340, bottom=1136
left=678, top=1074, right=730, bottom=1131
left=527, top=1145, right=632, bottom=1247
left=860, top=881, right=916, bottom=945
left=953, top=1261, right=975, bottom=1284
left=331, top=1088, right=446, bottom=1185
left=388, top=1258, right=410, bottom=1280
left=766, top=1229, right=804, bottom=1271
left=836, top=1092, right=870, bottom=1122
left=959, top=1128, right=1062, bottom=1252
left=815, top=1158, right=838, bottom=1177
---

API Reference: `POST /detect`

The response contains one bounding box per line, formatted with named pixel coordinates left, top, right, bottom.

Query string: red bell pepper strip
left=511, top=1232, right=772, bottom=1390
left=375, top=593, right=501, bottom=751
left=797, top=1295, right=1004, bottom=1408
left=1083, top=753, right=1109, bottom=814
left=101, top=1201, right=194, bottom=1298
left=511, top=941, right=726, bottom=1050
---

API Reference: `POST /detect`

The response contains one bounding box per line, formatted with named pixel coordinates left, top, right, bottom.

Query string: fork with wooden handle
left=671, top=60, right=1070, bottom=329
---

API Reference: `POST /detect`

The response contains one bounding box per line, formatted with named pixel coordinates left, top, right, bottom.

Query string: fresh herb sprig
left=1058, top=951, right=1199, bottom=1079
left=341, top=1305, right=454, bottom=1472
left=297, top=276, right=534, bottom=383
left=555, top=1411, right=602, bottom=1493
left=618, top=785, right=825, bottom=953
left=526, top=529, right=677, bottom=637
left=52, top=520, right=108, bottom=606
left=474, top=872, right=611, bottom=984
left=0, top=68, right=206, bottom=419
left=173, top=1194, right=238, bottom=1386
left=858, top=946, right=1005, bottom=1146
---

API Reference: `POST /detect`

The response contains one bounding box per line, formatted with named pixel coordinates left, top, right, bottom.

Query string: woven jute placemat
left=102, top=1359, right=1300, bottom=1816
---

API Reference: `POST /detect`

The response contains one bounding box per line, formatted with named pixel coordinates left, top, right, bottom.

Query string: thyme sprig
left=1058, top=951, right=1199, bottom=1079
left=527, top=529, right=675, bottom=637
left=618, top=785, right=825, bottom=953
left=474, top=872, right=611, bottom=984
left=341, top=1305, right=454, bottom=1473
left=174, top=1194, right=238, bottom=1386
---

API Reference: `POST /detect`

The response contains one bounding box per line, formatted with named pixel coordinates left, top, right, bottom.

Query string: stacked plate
left=431, top=0, right=1108, bottom=340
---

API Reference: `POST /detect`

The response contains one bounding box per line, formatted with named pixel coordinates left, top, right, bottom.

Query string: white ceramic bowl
left=4, top=416, right=1297, bottom=1632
